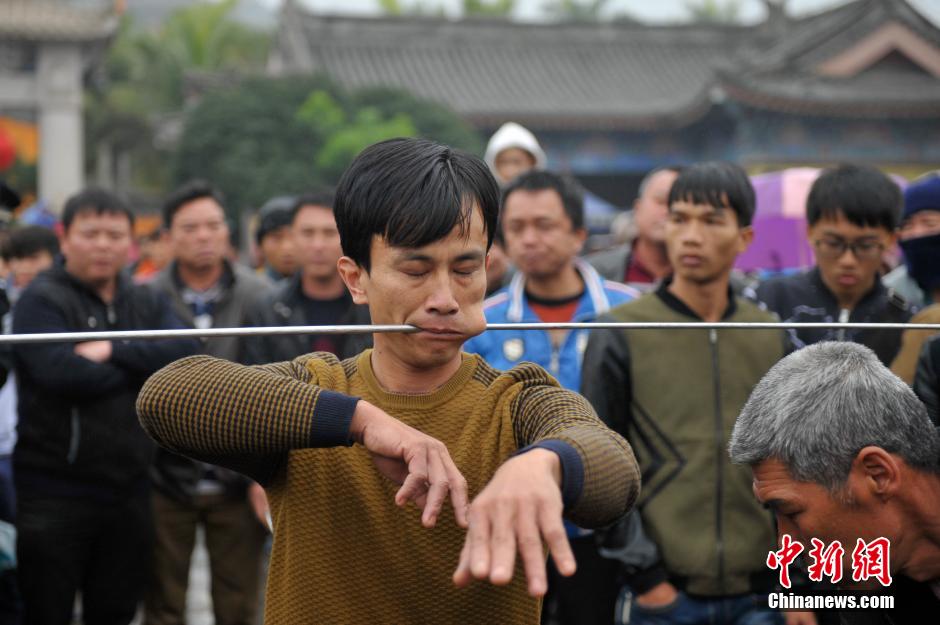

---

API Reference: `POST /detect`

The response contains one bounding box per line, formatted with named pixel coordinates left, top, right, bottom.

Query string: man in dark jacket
left=754, top=164, right=912, bottom=365
left=585, top=166, right=680, bottom=290
left=146, top=181, right=272, bottom=625
left=12, top=188, right=198, bottom=625
left=581, top=163, right=800, bottom=625
left=244, top=190, right=370, bottom=365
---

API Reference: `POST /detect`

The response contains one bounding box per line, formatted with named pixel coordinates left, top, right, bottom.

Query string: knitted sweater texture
left=137, top=350, right=639, bottom=624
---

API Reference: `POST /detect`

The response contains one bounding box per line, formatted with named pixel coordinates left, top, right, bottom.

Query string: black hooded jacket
left=12, top=263, right=199, bottom=500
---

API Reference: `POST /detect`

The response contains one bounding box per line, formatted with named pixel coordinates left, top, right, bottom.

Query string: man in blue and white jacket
left=464, top=170, right=637, bottom=625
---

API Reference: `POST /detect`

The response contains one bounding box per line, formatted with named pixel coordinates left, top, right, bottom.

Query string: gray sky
left=258, top=0, right=940, bottom=24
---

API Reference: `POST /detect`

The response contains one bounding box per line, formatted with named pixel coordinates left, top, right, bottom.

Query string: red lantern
left=0, top=130, right=16, bottom=171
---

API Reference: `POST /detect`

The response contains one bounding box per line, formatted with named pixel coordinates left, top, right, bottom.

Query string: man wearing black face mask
left=888, top=173, right=940, bottom=386
left=884, top=172, right=940, bottom=309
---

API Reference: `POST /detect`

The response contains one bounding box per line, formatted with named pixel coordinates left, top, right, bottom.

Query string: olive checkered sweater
left=137, top=350, right=639, bottom=624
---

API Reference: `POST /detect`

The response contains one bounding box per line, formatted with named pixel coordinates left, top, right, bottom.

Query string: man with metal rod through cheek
left=136, top=137, right=640, bottom=624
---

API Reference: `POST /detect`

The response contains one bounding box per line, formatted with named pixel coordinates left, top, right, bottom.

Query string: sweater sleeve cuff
left=309, top=390, right=359, bottom=448
left=516, top=439, right=584, bottom=510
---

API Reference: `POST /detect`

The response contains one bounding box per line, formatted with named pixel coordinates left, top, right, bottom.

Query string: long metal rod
left=1, top=322, right=938, bottom=345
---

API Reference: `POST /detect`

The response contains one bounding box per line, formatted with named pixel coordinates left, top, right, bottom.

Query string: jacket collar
left=808, top=266, right=886, bottom=313
left=655, top=276, right=737, bottom=321
left=168, top=260, right=235, bottom=292
left=506, top=257, right=612, bottom=322
left=51, top=256, right=130, bottom=305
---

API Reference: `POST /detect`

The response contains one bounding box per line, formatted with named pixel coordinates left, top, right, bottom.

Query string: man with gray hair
left=730, top=341, right=940, bottom=622
left=586, top=166, right=680, bottom=290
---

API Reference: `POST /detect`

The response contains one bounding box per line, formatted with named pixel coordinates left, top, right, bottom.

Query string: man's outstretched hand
left=349, top=400, right=469, bottom=529
left=452, top=448, right=574, bottom=597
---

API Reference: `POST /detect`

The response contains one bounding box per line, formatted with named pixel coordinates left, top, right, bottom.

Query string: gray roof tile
left=273, top=1, right=940, bottom=127
left=0, top=0, right=117, bottom=42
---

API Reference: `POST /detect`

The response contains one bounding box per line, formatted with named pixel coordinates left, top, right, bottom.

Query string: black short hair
left=62, top=188, right=134, bottom=231
left=668, top=162, right=755, bottom=227
left=163, top=180, right=225, bottom=229
left=501, top=170, right=584, bottom=232
left=2, top=225, right=59, bottom=262
left=291, top=188, right=336, bottom=223
left=806, top=164, right=901, bottom=231
left=334, top=138, right=499, bottom=271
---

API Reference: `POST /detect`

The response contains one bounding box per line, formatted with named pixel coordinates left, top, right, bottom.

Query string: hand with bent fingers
left=349, top=400, right=469, bottom=528
left=452, top=448, right=572, bottom=597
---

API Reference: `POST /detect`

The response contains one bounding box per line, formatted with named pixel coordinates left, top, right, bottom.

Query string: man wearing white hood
left=483, top=122, right=549, bottom=295
left=484, top=122, right=548, bottom=186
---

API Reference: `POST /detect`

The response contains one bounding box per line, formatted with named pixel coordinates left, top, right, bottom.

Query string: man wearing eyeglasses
left=755, top=163, right=912, bottom=365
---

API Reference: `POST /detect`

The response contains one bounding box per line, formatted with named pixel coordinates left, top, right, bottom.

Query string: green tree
left=85, top=3, right=272, bottom=196
left=463, top=0, right=515, bottom=18
left=377, top=0, right=448, bottom=17
left=161, top=0, right=270, bottom=72
left=684, top=0, right=741, bottom=23
left=542, top=0, right=611, bottom=22
left=352, top=87, right=484, bottom=155
left=172, top=75, right=335, bottom=215
left=295, top=89, right=418, bottom=181
left=172, top=76, right=483, bottom=218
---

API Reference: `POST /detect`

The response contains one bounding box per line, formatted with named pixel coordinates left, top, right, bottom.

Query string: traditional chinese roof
left=270, top=0, right=940, bottom=129
left=270, top=5, right=767, bottom=130
left=720, top=0, right=940, bottom=117
left=0, top=1, right=118, bottom=43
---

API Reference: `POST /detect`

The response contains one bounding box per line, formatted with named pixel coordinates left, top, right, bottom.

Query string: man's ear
left=737, top=225, right=755, bottom=254
left=884, top=229, right=898, bottom=251
left=337, top=256, right=369, bottom=305
left=851, top=446, right=901, bottom=501
left=575, top=227, right=588, bottom=249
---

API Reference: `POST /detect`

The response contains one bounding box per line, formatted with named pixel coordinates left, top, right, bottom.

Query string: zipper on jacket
left=550, top=344, right=560, bottom=376
left=106, top=304, right=117, bottom=326
left=837, top=308, right=850, bottom=341
left=709, top=328, right=726, bottom=591
left=67, top=407, right=80, bottom=464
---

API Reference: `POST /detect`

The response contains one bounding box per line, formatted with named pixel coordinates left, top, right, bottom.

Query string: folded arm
left=13, top=290, right=132, bottom=396
left=137, top=354, right=469, bottom=523
left=109, top=295, right=202, bottom=376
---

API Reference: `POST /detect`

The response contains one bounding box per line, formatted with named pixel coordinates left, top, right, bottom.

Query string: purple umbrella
left=735, top=168, right=818, bottom=273
left=736, top=168, right=906, bottom=273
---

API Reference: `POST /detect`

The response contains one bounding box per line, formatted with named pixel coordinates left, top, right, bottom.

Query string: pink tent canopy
left=735, top=168, right=907, bottom=273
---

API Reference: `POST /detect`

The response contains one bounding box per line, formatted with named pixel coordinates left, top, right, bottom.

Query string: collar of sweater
left=356, top=350, right=481, bottom=411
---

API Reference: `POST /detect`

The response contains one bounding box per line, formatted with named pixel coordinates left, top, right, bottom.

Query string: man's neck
left=301, top=270, right=346, bottom=300
left=370, top=341, right=463, bottom=394
left=67, top=266, right=117, bottom=303
left=899, top=473, right=940, bottom=584
left=96, top=280, right=117, bottom=304
left=667, top=274, right=730, bottom=322
left=178, top=261, right=224, bottom=292
left=524, top=263, right=584, bottom=301
left=633, top=237, right=671, bottom=279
